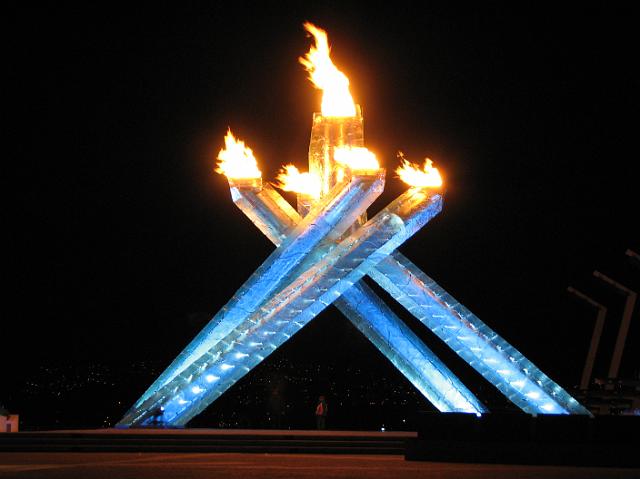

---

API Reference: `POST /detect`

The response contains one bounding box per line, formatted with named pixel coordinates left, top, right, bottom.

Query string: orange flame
left=300, top=22, right=356, bottom=117
left=275, top=165, right=321, bottom=198
left=215, top=130, right=261, bottom=179
left=334, top=146, right=380, bottom=173
left=396, top=155, right=443, bottom=188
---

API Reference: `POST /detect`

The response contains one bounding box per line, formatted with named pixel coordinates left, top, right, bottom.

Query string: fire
left=396, top=155, right=443, bottom=188
left=215, top=130, right=262, bottom=179
left=275, top=165, right=321, bottom=198
left=300, top=22, right=356, bottom=117
left=334, top=146, right=380, bottom=173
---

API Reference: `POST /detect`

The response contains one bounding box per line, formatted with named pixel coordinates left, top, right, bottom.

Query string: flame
left=275, top=165, right=321, bottom=198
left=396, top=155, right=443, bottom=188
left=334, top=146, right=379, bottom=173
left=215, top=130, right=261, bottom=179
left=300, top=22, right=356, bottom=117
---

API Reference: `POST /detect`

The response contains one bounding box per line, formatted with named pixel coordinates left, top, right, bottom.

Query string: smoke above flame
left=334, top=146, right=380, bottom=172
left=275, top=165, right=321, bottom=198
left=215, top=130, right=262, bottom=179
left=300, top=22, right=356, bottom=117
left=396, top=154, right=443, bottom=188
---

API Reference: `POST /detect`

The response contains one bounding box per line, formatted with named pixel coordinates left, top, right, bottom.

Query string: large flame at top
left=396, top=155, right=443, bottom=188
left=334, top=146, right=380, bottom=172
left=300, top=22, right=356, bottom=117
left=275, top=165, right=321, bottom=198
left=215, top=130, right=262, bottom=179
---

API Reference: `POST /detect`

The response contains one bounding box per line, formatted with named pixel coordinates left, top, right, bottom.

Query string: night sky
left=6, top=4, right=638, bottom=426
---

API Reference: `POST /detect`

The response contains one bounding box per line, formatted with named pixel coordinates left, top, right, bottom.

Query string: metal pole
left=567, top=287, right=607, bottom=390
left=593, top=271, right=637, bottom=379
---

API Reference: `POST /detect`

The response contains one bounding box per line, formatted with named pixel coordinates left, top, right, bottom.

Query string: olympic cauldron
left=118, top=24, right=589, bottom=427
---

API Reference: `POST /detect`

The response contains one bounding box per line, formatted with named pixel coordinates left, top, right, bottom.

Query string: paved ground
left=26, top=428, right=416, bottom=437
left=0, top=453, right=637, bottom=479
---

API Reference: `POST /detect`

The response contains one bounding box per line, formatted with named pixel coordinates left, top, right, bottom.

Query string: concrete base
left=406, top=412, right=640, bottom=468
left=0, top=428, right=414, bottom=454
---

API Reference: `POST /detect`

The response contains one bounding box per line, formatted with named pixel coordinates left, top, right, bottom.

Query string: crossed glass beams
left=227, top=181, right=588, bottom=417
left=120, top=175, right=466, bottom=426
left=118, top=112, right=589, bottom=427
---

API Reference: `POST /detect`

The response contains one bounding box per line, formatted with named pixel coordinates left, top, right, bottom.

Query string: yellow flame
left=396, top=155, right=443, bottom=188
left=275, top=165, right=321, bottom=198
left=215, top=130, right=262, bottom=179
left=300, top=22, right=356, bottom=117
left=334, top=146, right=380, bottom=173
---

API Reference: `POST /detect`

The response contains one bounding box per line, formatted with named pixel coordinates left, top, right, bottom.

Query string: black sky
left=6, top=3, right=638, bottom=414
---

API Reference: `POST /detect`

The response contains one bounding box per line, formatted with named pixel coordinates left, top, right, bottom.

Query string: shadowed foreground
left=0, top=453, right=637, bottom=479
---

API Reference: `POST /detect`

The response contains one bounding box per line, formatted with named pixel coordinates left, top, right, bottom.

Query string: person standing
left=315, top=395, right=328, bottom=430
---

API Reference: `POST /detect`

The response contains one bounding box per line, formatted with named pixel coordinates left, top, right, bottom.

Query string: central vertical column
left=308, top=105, right=364, bottom=196
left=304, top=105, right=366, bottom=225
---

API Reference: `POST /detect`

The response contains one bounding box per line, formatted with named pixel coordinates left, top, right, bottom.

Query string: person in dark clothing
left=315, top=395, right=328, bottom=430
left=150, top=406, right=165, bottom=426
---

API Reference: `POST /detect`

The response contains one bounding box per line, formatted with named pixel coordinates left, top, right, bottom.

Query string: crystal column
left=230, top=184, right=588, bottom=416
left=229, top=183, right=485, bottom=414
left=121, top=173, right=384, bottom=422
left=369, top=253, right=592, bottom=415
left=308, top=106, right=364, bottom=198
left=125, top=189, right=443, bottom=426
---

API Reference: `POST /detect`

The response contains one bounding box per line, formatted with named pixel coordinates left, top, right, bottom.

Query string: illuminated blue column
left=338, top=284, right=486, bottom=413
left=231, top=182, right=587, bottom=416
left=229, top=182, right=485, bottom=414
left=121, top=173, right=384, bottom=423
left=369, top=254, right=591, bottom=415
left=124, top=189, right=443, bottom=426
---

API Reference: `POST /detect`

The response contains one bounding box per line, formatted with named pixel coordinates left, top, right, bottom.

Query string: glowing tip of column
left=216, top=129, right=262, bottom=180
left=275, top=165, right=321, bottom=198
left=334, top=146, right=380, bottom=173
left=396, top=155, right=443, bottom=188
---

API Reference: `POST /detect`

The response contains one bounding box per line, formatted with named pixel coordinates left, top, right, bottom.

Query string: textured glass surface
left=119, top=190, right=442, bottom=426
left=368, top=254, right=591, bottom=415
left=231, top=185, right=485, bottom=413
left=124, top=173, right=384, bottom=415
left=232, top=185, right=589, bottom=416
left=307, top=108, right=368, bottom=230
left=308, top=106, right=364, bottom=198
